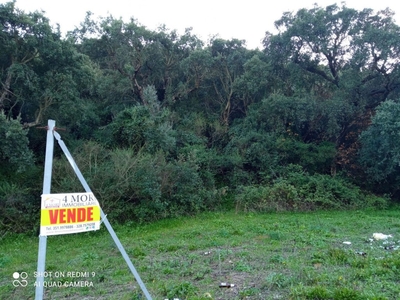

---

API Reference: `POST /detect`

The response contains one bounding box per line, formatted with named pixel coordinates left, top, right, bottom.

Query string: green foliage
left=161, top=281, right=198, bottom=299
left=207, top=38, right=251, bottom=124
left=233, top=54, right=273, bottom=106
left=244, top=93, right=348, bottom=143
left=0, top=182, right=28, bottom=232
left=226, top=93, right=337, bottom=181
left=0, top=177, right=39, bottom=234
left=0, top=112, right=34, bottom=171
left=333, top=288, right=362, bottom=300
left=327, top=248, right=349, bottom=265
left=51, top=141, right=220, bottom=223
left=265, top=3, right=400, bottom=178
left=0, top=2, right=95, bottom=129
left=292, top=285, right=331, bottom=299
left=1, top=1, right=399, bottom=232
left=266, top=3, right=400, bottom=96
left=103, top=86, right=176, bottom=154
left=235, top=165, right=389, bottom=212
left=359, top=100, right=400, bottom=182
left=276, top=139, right=336, bottom=174
left=264, top=272, right=293, bottom=290
left=0, top=128, right=41, bottom=234
left=226, top=128, right=279, bottom=176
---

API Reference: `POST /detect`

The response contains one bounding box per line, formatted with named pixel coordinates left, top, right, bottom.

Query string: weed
left=234, top=259, right=252, bottom=272
left=82, top=252, right=99, bottom=262
left=311, top=251, right=325, bottom=264
left=162, top=281, right=198, bottom=299
left=327, top=248, right=349, bottom=265
left=239, top=287, right=260, bottom=298
left=269, top=254, right=285, bottom=264
left=129, top=247, right=147, bottom=259
left=333, top=287, right=362, bottom=300
left=264, top=272, right=292, bottom=289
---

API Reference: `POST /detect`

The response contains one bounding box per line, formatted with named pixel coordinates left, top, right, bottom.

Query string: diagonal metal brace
left=52, top=130, right=152, bottom=300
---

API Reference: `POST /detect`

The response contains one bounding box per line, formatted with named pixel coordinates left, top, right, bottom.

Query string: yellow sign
left=40, top=193, right=101, bottom=236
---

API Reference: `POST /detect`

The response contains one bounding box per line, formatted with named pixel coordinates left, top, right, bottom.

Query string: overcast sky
left=5, top=0, right=400, bottom=49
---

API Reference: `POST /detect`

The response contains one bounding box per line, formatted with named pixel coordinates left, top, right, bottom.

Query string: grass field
left=1, top=208, right=400, bottom=299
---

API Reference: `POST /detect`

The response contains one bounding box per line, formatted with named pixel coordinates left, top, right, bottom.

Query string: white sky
left=4, top=0, right=400, bottom=49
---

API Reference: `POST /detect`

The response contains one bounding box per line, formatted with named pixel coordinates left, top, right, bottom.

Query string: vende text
left=48, top=207, right=94, bottom=224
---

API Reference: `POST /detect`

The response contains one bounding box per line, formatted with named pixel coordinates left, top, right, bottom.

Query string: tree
left=0, top=1, right=95, bottom=132
left=148, top=25, right=204, bottom=104
left=207, top=38, right=250, bottom=125
left=72, top=15, right=204, bottom=110
left=359, top=100, right=400, bottom=183
left=106, top=86, right=176, bottom=154
left=264, top=3, right=400, bottom=173
left=177, top=48, right=213, bottom=102
left=0, top=111, right=33, bottom=172
left=264, top=4, right=400, bottom=94
left=233, top=54, right=273, bottom=114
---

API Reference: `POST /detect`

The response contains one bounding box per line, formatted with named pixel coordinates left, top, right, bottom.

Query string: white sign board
left=40, top=192, right=101, bottom=236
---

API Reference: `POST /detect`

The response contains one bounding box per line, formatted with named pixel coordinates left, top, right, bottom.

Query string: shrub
left=0, top=163, right=42, bottom=234
left=51, top=141, right=220, bottom=223
left=0, top=181, right=38, bottom=234
left=0, top=112, right=34, bottom=172
left=105, top=86, right=176, bottom=154
left=235, top=165, right=389, bottom=212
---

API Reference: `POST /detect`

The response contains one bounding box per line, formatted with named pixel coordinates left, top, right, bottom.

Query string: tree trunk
left=0, top=71, right=12, bottom=110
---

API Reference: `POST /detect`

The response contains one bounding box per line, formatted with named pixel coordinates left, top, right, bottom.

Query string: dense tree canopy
left=359, top=100, right=400, bottom=192
left=1, top=1, right=399, bottom=232
left=263, top=3, right=400, bottom=174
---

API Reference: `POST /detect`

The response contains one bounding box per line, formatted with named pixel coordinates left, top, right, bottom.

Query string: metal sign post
left=35, top=120, right=152, bottom=300
left=35, top=119, right=55, bottom=299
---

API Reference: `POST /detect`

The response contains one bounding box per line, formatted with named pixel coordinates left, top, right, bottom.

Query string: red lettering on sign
left=47, top=207, right=96, bottom=224
left=59, top=209, right=66, bottom=223
left=77, top=208, right=86, bottom=222
left=67, top=208, right=76, bottom=222
left=87, top=207, right=93, bottom=221
left=49, top=210, right=59, bottom=224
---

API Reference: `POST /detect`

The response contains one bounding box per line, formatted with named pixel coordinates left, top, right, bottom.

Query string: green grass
left=1, top=209, right=400, bottom=299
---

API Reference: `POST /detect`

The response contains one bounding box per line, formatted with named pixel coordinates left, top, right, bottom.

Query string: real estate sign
left=40, top=192, right=101, bottom=236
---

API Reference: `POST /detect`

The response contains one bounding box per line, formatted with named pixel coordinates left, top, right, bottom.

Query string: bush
left=276, top=139, right=336, bottom=174
left=235, top=165, right=389, bottom=212
left=0, top=112, right=34, bottom=172
left=0, top=162, right=42, bottom=234
left=104, top=86, right=176, bottom=154
left=51, top=141, right=220, bottom=223
left=0, top=181, right=38, bottom=234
